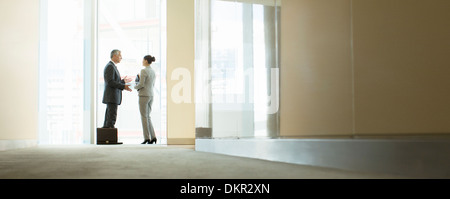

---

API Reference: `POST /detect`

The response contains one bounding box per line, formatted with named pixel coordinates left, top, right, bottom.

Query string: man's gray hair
left=110, top=49, right=121, bottom=59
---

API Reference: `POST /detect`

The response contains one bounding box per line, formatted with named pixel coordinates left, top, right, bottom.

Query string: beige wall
left=0, top=0, right=39, bottom=142
left=166, top=0, right=196, bottom=144
left=353, top=0, right=450, bottom=135
left=280, top=0, right=353, bottom=137
left=281, top=0, right=450, bottom=137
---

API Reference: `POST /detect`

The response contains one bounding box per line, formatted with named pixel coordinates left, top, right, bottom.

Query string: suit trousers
left=139, top=96, right=156, bottom=140
left=103, top=103, right=118, bottom=128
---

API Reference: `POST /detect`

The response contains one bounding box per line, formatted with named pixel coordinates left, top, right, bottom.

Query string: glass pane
left=195, top=0, right=281, bottom=139
left=39, top=0, right=85, bottom=144
left=97, top=0, right=167, bottom=144
left=210, top=0, right=244, bottom=138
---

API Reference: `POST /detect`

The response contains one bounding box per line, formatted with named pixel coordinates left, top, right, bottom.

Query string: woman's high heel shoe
left=141, top=140, right=150, bottom=144
left=149, top=138, right=157, bottom=144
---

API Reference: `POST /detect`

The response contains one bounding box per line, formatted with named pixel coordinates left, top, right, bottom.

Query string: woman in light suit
left=135, top=55, right=157, bottom=144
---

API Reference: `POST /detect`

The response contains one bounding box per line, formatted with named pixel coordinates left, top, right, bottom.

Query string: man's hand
left=124, top=84, right=132, bottom=92
left=123, top=76, right=133, bottom=83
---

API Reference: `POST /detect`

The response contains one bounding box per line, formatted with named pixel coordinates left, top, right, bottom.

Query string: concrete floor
left=0, top=145, right=407, bottom=179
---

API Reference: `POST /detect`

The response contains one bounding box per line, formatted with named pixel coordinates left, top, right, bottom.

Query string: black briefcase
left=97, top=128, right=123, bottom=145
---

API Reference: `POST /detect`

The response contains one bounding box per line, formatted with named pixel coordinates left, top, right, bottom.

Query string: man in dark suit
left=102, top=49, right=132, bottom=128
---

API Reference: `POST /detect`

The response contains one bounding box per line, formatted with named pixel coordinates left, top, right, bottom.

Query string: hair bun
left=144, top=55, right=155, bottom=64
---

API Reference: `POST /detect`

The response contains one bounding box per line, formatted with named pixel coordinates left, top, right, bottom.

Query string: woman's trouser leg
left=139, top=97, right=151, bottom=140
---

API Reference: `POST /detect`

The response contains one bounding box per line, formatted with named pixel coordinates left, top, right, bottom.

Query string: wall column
left=167, top=0, right=196, bottom=144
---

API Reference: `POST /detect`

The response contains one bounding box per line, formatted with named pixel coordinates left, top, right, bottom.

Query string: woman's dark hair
left=144, top=55, right=156, bottom=64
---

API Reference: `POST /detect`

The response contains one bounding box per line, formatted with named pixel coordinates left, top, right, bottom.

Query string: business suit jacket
left=102, top=61, right=126, bottom=105
left=134, top=66, right=156, bottom=97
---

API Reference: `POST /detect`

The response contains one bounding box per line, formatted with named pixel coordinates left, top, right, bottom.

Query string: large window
left=97, top=0, right=167, bottom=144
left=39, top=0, right=87, bottom=144
left=195, top=0, right=281, bottom=138
left=39, top=0, right=167, bottom=144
